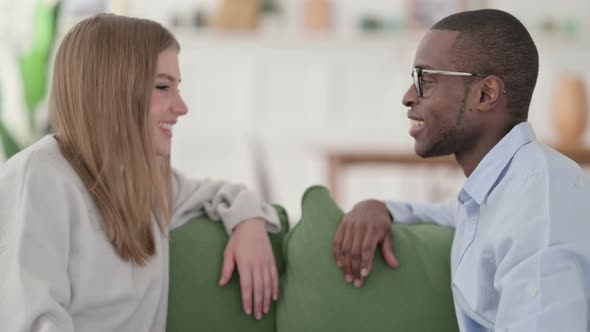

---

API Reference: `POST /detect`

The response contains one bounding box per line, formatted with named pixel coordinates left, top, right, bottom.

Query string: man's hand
left=333, top=199, right=399, bottom=287
left=219, top=218, right=278, bottom=320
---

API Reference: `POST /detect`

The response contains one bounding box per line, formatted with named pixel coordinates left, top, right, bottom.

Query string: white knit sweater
left=0, top=135, right=280, bottom=332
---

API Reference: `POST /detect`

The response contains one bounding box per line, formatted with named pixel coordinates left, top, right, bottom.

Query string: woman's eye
left=156, top=85, right=170, bottom=91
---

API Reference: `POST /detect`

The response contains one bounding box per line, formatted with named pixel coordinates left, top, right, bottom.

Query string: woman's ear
left=478, top=75, right=505, bottom=111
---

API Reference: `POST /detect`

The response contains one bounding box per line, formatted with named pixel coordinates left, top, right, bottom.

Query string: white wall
left=3, top=1, right=588, bottom=221
left=133, top=1, right=590, bottom=221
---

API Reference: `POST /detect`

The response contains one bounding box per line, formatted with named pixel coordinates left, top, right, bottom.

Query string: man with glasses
left=333, top=9, right=590, bottom=331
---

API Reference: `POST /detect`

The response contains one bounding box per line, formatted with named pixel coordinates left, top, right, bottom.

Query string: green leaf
left=0, top=120, right=22, bottom=159
left=19, top=0, right=62, bottom=124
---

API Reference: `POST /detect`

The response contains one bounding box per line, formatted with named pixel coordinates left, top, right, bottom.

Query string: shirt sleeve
left=384, top=199, right=459, bottom=228
left=0, top=157, right=75, bottom=332
left=169, top=169, right=280, bottom=234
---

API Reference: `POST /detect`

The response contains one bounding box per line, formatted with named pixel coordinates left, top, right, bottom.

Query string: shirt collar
left=459, top=122, right=536, bottom=205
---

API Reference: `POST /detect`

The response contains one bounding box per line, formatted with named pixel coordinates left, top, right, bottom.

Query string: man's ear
left=478, top=75, right=505, bottom=111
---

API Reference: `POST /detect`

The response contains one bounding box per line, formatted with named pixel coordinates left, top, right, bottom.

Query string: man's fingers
left=350, top=227, right=364, bottom=281
left=340, top=224, right=355, bottom=282
left=333, top=222, right=346, bottom=267
left=360, top=230, right=378, bottom=278
left=353, top=277, right=365, bottom=288
left=381, top=233, right=400, bottom=268
left=219, top=248, right=235, bottom=287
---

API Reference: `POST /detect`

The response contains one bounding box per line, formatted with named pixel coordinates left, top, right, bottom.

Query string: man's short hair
left=432, top=9, right=539, bottom=121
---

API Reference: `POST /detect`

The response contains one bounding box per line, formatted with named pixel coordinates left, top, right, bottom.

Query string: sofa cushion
left=167, top=205, right=289, bottom=332
left=277, top=186, right=458, bottom=332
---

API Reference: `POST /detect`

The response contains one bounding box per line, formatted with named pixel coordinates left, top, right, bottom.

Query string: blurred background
left=1, top=0, right=589, bottom=222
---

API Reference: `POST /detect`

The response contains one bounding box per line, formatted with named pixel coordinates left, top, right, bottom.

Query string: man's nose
left=402, top=84, right=418, bottom=107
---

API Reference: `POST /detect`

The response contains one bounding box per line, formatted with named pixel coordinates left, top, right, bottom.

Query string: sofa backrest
left=276, top=186, right=459, bottom=332
left=167, top=205, right=289, bottom=332
left=167, top=187, right=458, bottom=332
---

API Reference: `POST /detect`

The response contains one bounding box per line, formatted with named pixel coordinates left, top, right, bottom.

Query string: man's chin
left=414, top=143, right=452, bottom=159
left=414, top=143, right=430, bottom=158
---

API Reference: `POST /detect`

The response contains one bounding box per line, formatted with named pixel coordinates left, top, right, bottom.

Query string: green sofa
left=167, top=186, right=459, bottom=332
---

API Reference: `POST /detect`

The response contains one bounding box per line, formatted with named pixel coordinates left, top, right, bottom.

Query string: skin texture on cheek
left=418, top=95, right=467, bottom=158
left=150, top=94, right=169, bottom=157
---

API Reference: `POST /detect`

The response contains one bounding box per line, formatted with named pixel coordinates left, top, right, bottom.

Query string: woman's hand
left=219, top=218, right=278, bottom=320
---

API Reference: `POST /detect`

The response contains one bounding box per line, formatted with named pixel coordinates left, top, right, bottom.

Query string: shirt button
left=470, top=216, right=477, bottom=224
left=530, top=288, right=539, bottom=297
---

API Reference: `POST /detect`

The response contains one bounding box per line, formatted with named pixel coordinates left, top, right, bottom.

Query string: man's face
left=403, top=30, right=477, bottom=158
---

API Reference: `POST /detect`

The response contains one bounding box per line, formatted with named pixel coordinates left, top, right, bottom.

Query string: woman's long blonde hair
left=50, top=14, right=179, bottom=266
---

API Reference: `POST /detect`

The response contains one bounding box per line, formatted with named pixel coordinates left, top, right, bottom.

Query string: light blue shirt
left=387, top=122, right=590, bottom=331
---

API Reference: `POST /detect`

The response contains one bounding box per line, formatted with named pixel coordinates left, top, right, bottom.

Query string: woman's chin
left=155, top=146, right=171, bottom=158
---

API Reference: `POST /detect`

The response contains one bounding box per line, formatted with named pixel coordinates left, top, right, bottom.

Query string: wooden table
left=327, top=146, right=590, bottom=202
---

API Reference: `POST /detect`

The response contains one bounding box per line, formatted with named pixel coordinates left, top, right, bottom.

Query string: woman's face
left=149, top=47, right=188, bottom=157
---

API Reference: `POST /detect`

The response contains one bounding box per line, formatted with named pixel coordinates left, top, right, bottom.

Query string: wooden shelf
left=326, top=146, right=590, bottom=202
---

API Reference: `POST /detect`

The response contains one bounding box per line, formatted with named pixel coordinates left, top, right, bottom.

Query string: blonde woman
left=0, top=14, right=281, bottom=331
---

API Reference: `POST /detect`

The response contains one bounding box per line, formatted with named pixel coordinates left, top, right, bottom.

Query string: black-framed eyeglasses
left=411, top=67, right=488, bottom=97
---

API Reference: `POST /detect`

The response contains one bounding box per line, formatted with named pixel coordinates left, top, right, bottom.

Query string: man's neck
left=455, top=129, right=510, bottom=177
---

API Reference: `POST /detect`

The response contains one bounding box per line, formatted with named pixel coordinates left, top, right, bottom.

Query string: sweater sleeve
left=169, top=169, right=280, bottom=234
left=0, top=154, right=75, bottom=332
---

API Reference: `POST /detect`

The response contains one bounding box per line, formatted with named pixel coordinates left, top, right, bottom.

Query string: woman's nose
left=174, top=95, right=188, bottom=115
